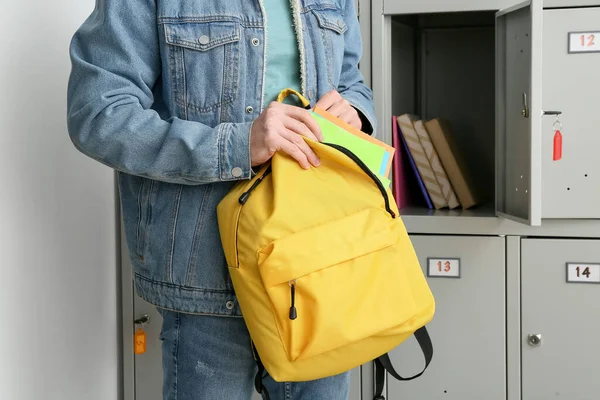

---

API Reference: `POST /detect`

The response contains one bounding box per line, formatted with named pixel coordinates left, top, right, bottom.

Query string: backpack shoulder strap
left=373, top=327, right=434, bottom=400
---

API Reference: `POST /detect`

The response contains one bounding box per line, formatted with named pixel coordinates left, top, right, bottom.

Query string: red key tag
left=553, top=130, right=562, bottom=161
left=553, top=117, right=563, bottom=161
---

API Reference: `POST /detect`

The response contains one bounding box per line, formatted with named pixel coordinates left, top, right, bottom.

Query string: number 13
left=437, top=261, right=451, bottom=273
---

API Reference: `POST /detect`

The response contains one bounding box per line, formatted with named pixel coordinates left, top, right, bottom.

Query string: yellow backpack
left=216, top=89, right=435, bottom=399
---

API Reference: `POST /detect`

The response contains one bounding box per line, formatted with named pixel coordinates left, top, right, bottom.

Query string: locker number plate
left=566, top=263, right=600, bottom=283
left=427, top=258, right=460, bottom=278
left=568, top=31, right=600, bottom=53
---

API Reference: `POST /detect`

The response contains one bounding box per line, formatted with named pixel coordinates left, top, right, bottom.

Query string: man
left=67, top=0, right=375, bottom=398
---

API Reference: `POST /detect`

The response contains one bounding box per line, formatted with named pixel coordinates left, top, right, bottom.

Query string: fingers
left=283, top=117, right=319, bottom=142
left=339, top=108, right=362, bottom=130
left=326, top=99, right=348, bottom=118
left=314, top=90, right=339, bottom=110
left=283, top=105, right=323, bottom=142
left=251, top=101, right=322, bottom=170
left=279, top=129, right=320, bottom=169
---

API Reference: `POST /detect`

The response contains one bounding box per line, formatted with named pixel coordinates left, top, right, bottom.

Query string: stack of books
left=392, top=114, right=478, bottom=210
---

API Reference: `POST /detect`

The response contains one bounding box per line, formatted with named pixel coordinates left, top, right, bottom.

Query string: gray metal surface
left=496, top=1, right=543, bottom=226
left=400, top=207, right=600, bottom=237
left=390, top=20, right=416, bottom=117
left=506, top=236, right=521, bottom=400
left=521, top=238, right=600, bottom=400
left=371, top=0, right=392, bottom=143
left=386, top=235, right=506, bottom=399
left=133, top=290, right=165, bottom=400
left=544, top=0, right=600, bottom=6
left=121, top=218, right=135, bottom=400
left=361, top=363, right=375, bottom=399
left=349, top=368, right=363, bottom=400
left=358, top=0, right=372, bottom=88
left=420, top=25, right=496, bottom=204
left=541, top=7, right=600, bottom=218
left=383, top=0, right=516, bottom=15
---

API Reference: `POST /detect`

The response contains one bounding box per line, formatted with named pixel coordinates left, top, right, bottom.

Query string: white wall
left=0, top=1, right=120, bottom=399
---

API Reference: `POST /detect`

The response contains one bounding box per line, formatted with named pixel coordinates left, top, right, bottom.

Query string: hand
left=315, top=90, right=362, bottom=130
left=250, top=102, right=323, bottom=169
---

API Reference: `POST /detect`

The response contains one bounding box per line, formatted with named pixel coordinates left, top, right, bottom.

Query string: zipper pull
left=238, top=166, right=272, bottom=205
left=289, top=280, right=297, bottom=320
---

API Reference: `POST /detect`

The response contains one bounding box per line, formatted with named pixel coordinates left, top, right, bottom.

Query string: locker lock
left=521, top=93, right=529, bottom=118
left=527, top=334, right=542, bottom=347
left=134, top=314, right=150, bottom=325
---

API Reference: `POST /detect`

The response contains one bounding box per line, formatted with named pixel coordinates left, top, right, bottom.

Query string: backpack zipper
left=238, top=147, right=396, bottom=218
left=238, top=165, right=272, bottom=205
left=324, top=143, right=396, bottom=218
left=289, top=279, right=297, bottom=320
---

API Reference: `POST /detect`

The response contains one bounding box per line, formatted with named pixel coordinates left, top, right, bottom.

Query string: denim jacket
left=67, top=0, right=376, bottom=316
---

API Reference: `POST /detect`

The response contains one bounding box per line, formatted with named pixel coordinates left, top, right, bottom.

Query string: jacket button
left=252, top=38, right=260, bottom=46
left=337, top=20, right=344, bottom=29
left=226, top=301, right=235, bottom=310
left=245, top=106, right=254, bottom=114
left=308, top=90, right=314, bottom=99
left=231, top=167, right=243, bottom=177
left=198, top=35, right=210, bottom=45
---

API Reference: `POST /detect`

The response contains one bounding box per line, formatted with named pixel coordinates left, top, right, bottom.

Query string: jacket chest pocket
left=306, top=8, right=347, bottom=87
left=163, top=20, right=241, bottom=114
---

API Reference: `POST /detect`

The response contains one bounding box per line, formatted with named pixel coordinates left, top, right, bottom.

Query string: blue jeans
left=158, top=308, right=351, bottom=399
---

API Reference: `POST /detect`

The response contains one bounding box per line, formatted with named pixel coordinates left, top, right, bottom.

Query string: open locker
left=387, top=0, right=600, bottom=226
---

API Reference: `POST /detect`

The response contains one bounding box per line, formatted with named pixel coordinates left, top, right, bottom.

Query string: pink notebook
left=392, top=116, right=409, bottom=209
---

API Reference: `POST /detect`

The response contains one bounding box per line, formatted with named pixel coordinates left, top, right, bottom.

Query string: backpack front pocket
left=257, top=208, right=419, bottom=362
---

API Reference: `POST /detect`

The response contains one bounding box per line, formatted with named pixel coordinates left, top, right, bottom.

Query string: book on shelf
left=392, top=115, right=433, bottom=210
left=396, top=114, right=448, bottom=209
left=392, top=115, right=479, bottom=211
left=424, top=118, right=479, bottom=210
left=413, top=119, right=460, bottom=209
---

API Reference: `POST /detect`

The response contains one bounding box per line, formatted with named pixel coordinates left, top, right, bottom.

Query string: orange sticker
left=134, top=328, right=147, bottom=355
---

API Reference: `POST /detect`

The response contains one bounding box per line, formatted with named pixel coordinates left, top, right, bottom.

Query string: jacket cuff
left=219, top=122, right=253, bottom=181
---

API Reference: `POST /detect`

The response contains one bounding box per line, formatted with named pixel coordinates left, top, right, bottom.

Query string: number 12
left=581, top=34, right=595, bottom=47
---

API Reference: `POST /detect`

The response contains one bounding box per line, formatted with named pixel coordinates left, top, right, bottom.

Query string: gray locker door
left=541, top=7, right=600, bottom=219
left=386, top=235, right=506, bottom=400
left=521, top=238, right=600, bottom=400
left=495, top=0, right=543, bottom=226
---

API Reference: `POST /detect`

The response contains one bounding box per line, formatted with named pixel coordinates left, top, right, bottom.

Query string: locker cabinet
left=373, top=0, right=600, bottom=227
left=386, top=235, right=506, bottom=400
left=521, top=238, right=600, bottom=400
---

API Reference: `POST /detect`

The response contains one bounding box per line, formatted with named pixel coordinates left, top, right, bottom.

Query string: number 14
left=576, top=266, right=591, bottom=278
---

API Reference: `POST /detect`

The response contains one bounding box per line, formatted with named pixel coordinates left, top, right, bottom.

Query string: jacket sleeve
left=67, top=0, right=252, bottom=185
left=338, top=0, right=377, bottom=135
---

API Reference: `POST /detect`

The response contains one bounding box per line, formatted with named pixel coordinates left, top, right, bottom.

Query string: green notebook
left=311, top=112, right=391, bottom=187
